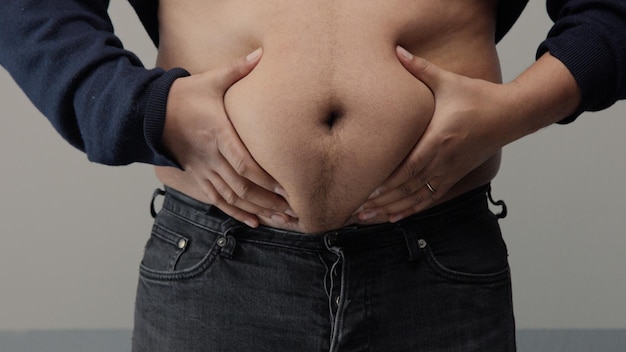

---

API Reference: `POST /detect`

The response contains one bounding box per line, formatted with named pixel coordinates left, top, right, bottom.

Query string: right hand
left=162, top=48, right=295, bottom=228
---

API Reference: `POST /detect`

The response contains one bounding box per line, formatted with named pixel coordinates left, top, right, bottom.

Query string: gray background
left=1, top=0, right=625, bottom=333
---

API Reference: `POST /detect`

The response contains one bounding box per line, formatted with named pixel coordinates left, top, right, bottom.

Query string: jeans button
left=217, top=237, right=228, bottom=247
left=418, top=239, right=427, bottom=249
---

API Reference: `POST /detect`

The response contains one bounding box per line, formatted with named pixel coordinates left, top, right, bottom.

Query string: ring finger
left=360, top=178, right=440, bottom=222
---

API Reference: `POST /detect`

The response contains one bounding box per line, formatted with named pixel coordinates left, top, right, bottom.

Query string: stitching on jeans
left=160, top=207, right=223, bottom=236
left=421, top=245, right=510, bottom=284
left=139, top=240, right=221, bottom=281
left=151, top=223, right=188, bottom=246
left=150, top=225, right=188, bottom=271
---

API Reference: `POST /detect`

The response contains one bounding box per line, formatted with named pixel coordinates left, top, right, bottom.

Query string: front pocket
left=139, top=222, right=222, bottom=281
left=141, top=225, right=188, bottom=272
left=419, top=238, right=510, bottom=284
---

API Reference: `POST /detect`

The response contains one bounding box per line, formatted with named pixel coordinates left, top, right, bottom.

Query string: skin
left=162, top=49, right=295, bottom=228
left=158, top=0, right=580, bottom=232
left=355, top=48, right=581, bottom=223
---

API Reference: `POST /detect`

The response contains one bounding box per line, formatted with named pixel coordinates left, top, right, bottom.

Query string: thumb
left=215, top=47, right=263, bottom=90
left=395, top=45, right=441, bottom=91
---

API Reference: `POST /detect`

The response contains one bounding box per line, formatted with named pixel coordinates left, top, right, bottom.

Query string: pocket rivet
left=217, top=237, right=228, bottom=247
left=177, top=239, right=187, bottom=249
left=418, top=239, right=427, bottom=249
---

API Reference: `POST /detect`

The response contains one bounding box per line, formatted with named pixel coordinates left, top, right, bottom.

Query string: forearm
left=500, top=0, right=626, bottom=148
left=0, top=0, right=188, bottom=166
left=540, top=0, right=626, bottom=122
left=501, top=52, right=581, bottom=144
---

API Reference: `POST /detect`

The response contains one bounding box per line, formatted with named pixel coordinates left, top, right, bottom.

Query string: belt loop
left=218, top=218, right=242, bottom=259
left=150, top=188, right=166, bottom=218
left=220, top=218, right=240, bottom=234
left=487, top=185, right=508, bottom=219
left=217, top=235, right=237, bottom=259
left=398, top=225, right=420, bottom=262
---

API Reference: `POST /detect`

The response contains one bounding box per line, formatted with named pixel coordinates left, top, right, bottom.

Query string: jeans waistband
left=153, top=183, right=500, bottom=252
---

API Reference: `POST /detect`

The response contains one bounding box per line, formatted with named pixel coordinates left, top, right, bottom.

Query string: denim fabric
left=132, top=184, right=515, bottom=352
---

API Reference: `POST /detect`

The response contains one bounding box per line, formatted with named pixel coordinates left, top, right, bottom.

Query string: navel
left=324, top=105, right=345, bottom=130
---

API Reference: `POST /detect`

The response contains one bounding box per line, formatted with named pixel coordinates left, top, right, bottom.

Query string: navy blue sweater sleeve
left=0, top=0, right=189, bottom=166
left=539, top=0, right=626, bottom=123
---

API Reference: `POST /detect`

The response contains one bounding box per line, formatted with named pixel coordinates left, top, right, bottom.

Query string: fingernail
left=275, top=186, right=288, bottom=198
left=360, top=210, right=377, bottom=221
left=271, top=214, right=287, bottom=224
left=368, top=189, right=380, bottom=199
left=285, top=208, right=298, bottom=218
left=246, top=48, right=262, bottom=62
left=396, top=45, right=413, bottom=60
left=389, top=214, right=404, bottom=223
left=244, top=219, right=257, bottom=228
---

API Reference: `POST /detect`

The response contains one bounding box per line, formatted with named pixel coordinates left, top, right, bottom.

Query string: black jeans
left=132, top=184, right=515, bottom=352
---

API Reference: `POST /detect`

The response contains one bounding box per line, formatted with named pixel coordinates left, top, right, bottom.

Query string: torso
left=155, top=0, right=502, bottom=233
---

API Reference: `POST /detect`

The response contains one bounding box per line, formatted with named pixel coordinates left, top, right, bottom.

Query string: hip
left=133, top=182, right=514, bottom=351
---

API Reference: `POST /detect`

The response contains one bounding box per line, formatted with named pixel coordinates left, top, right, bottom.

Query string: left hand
left=355, top=46, right=512, bottom=223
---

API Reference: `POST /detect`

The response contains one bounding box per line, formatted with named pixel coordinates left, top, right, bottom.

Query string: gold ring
left=425, top=182, right=436, bottom=194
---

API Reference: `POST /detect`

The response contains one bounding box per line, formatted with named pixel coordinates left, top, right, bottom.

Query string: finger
left=214, top=47, right=263, bottom=91
left=209, top=156, right=293, bottom=215
left=194, top=175, right=260, bottom=228
left=219, top=134, right=283, bottom=193
left=367, top=132, right=438, bottom=203
left=221, top=174, right=292, bottom=219
left=361, top=177, right=445, bottom=223
left=359, top=158, right=444, bottom=218
left=359, top=180, right=435, bottom=222
left=387, top=179, right=453, bottom=223
left=216, top=129, right=292, bottom=211
left=396, top=45, right=443, bottom=91
left=205, top=169, right=293, bottom=225
left=364, top=177, right=424, bottom=211
left=352, top=210, right=390, bottom=226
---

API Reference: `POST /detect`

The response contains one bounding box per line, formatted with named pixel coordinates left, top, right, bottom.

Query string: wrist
left=505, top=52, right=581, bottom=140
left=145, top=68, right=190, bottom=168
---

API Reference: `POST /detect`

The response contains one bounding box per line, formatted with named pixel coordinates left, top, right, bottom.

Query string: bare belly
left=155, top=0, right=502, bottom=233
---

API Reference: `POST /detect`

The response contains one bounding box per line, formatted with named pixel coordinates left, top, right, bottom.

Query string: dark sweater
left=0, top=0, right=624, bottom=166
